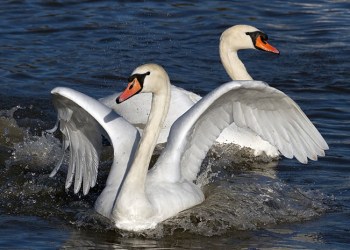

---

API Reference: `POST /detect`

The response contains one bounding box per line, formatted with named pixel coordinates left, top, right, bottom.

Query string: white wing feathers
left=49, top=87, right=139, bottom=195
left=50, top=91, right=101, bottom=195
left=153, top=80, right=328, bottom=182
left=50, top=82, right=328, bottom=192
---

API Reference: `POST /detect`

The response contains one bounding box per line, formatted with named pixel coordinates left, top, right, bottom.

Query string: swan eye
left=127, top=76, right=134, bottom=83
left=246, top=31, right=271, bottom=47
left=128, top=71, right=151, bottom=87
left=246, top=31, right=267, bottom=41
left=247, top=31, right=279, bottom=54
left=117, top=72, right=150, bottom=103
left=260, top=34, right=268, bottom=44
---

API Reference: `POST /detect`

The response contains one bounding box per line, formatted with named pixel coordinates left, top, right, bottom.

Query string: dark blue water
left=0, top=0, right=349, bottom=249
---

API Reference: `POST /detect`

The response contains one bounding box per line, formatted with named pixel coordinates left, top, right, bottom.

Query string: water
left=0, top=0, right=349, bottom=248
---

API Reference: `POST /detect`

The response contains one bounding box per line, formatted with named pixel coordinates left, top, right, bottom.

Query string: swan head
left=116, top=63, right=170, bottom=104
left=220, top=24, right=279, bottom=54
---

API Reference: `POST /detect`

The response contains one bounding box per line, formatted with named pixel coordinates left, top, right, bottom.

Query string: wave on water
left=0, top=107, right=332, bottom=238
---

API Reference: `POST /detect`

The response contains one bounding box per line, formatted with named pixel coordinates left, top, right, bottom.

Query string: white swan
left=100, top=24, right=281, bottom=156
left=50, top=63, right=328, bottom=231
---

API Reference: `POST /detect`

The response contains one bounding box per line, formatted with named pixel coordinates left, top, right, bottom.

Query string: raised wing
left=49, top=87, right=139, bottom=195
left=101, top=85, right=278, bottom=157
left=152, top=80, right=328, bottom=182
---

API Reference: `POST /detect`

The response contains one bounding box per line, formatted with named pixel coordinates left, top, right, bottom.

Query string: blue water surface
left=0, top=0, right=349, bottom=249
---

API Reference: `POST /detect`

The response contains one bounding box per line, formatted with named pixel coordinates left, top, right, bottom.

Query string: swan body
left=51, top=63, right=328, bottom=231
left=98, top=24, right=281, bottom=157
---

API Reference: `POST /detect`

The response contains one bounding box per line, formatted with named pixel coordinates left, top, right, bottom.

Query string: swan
left=50, top=63, right=328, bottom=231
left=99, top=24, right=281, bottom=156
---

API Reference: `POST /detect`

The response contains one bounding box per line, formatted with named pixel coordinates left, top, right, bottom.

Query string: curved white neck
left=120, top=81, right=171, bottom=192
left=219, top=41, right=253, bottom=80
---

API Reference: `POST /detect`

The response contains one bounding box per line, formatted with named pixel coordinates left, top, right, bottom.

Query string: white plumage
left=96, top=24, right=284, bottom=157
left=50, top=63, right=327, bottom=231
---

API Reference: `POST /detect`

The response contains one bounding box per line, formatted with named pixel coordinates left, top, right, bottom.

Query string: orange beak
left=255, top=35, right=280, bottom=54
left=116, top=78, right=142, bottom=104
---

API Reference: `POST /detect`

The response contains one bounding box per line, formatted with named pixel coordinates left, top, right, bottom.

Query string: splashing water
left=0, top=107, right=331, bottom=238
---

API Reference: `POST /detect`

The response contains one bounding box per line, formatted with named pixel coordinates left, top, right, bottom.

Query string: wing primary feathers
left=73, top=137, right=83, bottom=194
left=51, top=87, right=138, bottom=196
left=65, top=127, right=75, bottom=190
left=49, top=132, right=66, bottom=178
left=155, top=81, right=327, bottom=183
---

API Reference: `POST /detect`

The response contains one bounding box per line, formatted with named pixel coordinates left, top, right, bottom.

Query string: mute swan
left=50, top=63, right=328, bottom=231
left=99, top=24, right=280, bottom=156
